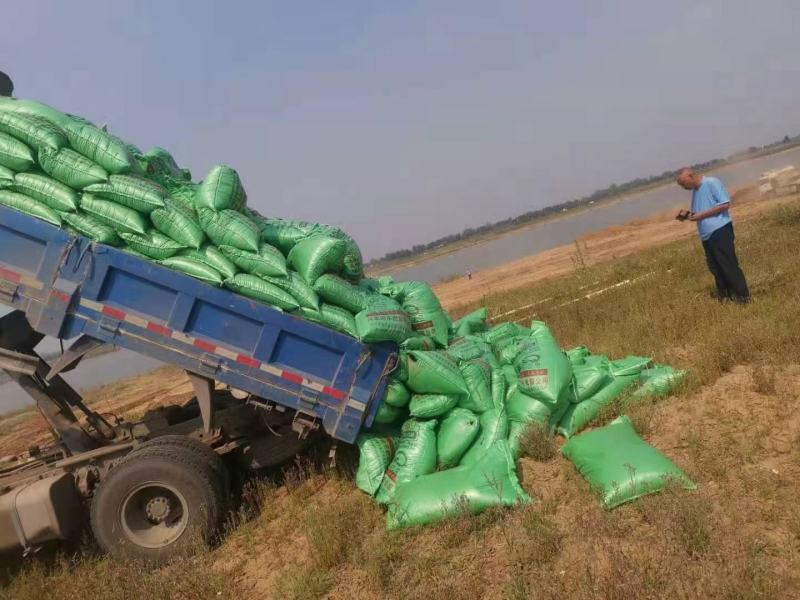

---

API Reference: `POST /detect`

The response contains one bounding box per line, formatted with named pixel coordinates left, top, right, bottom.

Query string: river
left=387, top=146, right=800, bottom=283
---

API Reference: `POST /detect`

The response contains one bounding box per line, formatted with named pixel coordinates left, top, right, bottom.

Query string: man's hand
left=688, top=211, right=701, bottom=222
left=676, top=209, right=692, bottom=222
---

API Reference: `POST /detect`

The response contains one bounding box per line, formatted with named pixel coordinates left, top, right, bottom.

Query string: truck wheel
left=90, top=446, right=222, bottom=563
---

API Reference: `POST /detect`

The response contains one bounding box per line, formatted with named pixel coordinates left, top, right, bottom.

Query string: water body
left=389, top=147, right=800, bottom=283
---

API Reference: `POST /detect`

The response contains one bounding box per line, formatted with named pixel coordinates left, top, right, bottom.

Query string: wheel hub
left=145, top=495, right=172, bottom=523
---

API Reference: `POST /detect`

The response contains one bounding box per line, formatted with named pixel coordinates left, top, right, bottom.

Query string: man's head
left=0, top=71, right=13, bottom=97
left=676, top=167, right=702, bottom=190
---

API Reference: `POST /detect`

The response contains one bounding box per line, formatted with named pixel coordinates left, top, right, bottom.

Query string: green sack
left=119, top=230, right=185, bottom=259
left=393, top=281, right=450, bottom=347
left=262, top=272, right=320, bottom=310
left=219, top=244, right=287, bottom=277
left=496, top=336, right=534, bottom=366
left=294, top=304, right=357, bottom=337
left=0, top=190, right=61, bottom=227
left=451, top=307, right=489, bottom=337
left=610, top=355, right=652, bottom=377
left=386, top=440, right=530, bottom=530
left=79, top=193, right=148, bottom=235
left=287, top=234, right=347, bottom=284
left=406, top=350, right=468, bottom=395
left=506, top=389, right=552, bottom=425
left=572, top=356, right=612, bottom=403
left=312, top=274, right=370, bottom=313
left=224, top=273, right=299, bottom=311
left=256, top=217, right=310, bottom=254
left=195, top=165, right=246, bottom=211
left=84, top=174, right=167, bottom=214
left=179, top=245, right=238, bottom=279
left=458, top=359, right=493, bottom=413
left=561, top=415, right=695, bottom=508
left=142, top=147, right=188, bottom=184
left=383, top=379, right=411, bottom=408
left=409, top=394, right=459, bottom=419
left=374, top=402, right=404, bottom=425
left=633, top=366, right=686, bottom=398
left=159, top=256, right=224, bottom=286
left=400, top=336, right=437, bottom=352
left=459, top=403, right=509, bottom=466
left=11, top=172, right=78, bottom=212
left=38, top=147, right=108, bottom=189
left=0, top=165, right=13, bottom=188
left=566, top=346, right=591, bottom=366
left=0, top=111, right=66, bottom=152
left=492, top=367, right=507, bottom=409
left=507, top=421, right=528, bottom=460
left=0, top=131, right=35, bottom=171
left=356, top=433, right=396, bottom=497
left=437, top=407, right=480, bottom=469
left=62, top=211, right=121, bottom=245
left=150, top=201, right=205, bottom=249
left=198, top=208, right=260, bottom=252
left=557, top=374, right=639, bottom=438
left=447, top=335, right=492, bottom=363
left=483, top=322, right=530, bottom=348
left=515, top=321, right=572, bottom=410
left=64, top=122, right=139, bottom=174
left=376, top=419, right=438, bottom=505
left=355, top=296, right=413, bottom=344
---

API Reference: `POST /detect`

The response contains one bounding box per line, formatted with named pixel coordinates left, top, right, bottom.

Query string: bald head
left=676, top=167, right=701, bottom=190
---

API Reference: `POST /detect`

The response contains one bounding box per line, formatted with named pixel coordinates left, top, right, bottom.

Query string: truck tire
left=90, top=445, right=223, bottom=563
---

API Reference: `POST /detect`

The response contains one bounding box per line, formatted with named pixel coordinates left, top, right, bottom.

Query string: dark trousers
left=701, top=223, right=750, bottom=302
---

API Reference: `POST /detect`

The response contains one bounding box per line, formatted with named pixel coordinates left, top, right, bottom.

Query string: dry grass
left=4, top=199, right=800, bottom=599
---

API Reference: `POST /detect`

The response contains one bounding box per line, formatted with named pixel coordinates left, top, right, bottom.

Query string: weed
left=751, top=365, right=777, bottom=395
left=519, top=423, right=558, bottom=461
left=273, top=565, right=333, bottom=600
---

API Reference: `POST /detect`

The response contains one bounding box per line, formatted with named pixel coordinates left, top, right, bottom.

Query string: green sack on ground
left=409, top=394, right=459, bottom=419
left=198, top=208, right=260, bottom=252
left=84, top=174, right=167, bottom=213
left=610, top=355, right=653, bottom=377
left=386, top=440, right=530, bottom=530
left=356, top=433, right=396, bottom=497
left=400, top=336, right=437, bottom=352
left=151, top=200, right=205, bottom=249
left=262, top=272, right=320, bottom=310
left=119, top=230, right=185, bottom=260
left=566, top=346, right=591, bottom=365
left=393, top=281, right=450, bottom=347
left=374, top=402, right=404, bottom=425
left=38, top=147, right=108, bottom=189
left=406, top=350, right=468, bottom=395
left=451, top=307, right=489, bottom=337
left=62, top=211, right=121, bottom=245
left=515, top=321, right=572, bottom=410
left=376, top=419, right=438, bottom=505
left=383, top=379, right=411, bottom=408
left=507, top=421, right=528, bottom=460
left=572, top=356, right=612, bottom=403
left=0, top=131, right=35, bottom=171
left=64, top=122, right=139, bottom=174
left=483, top=322, right=530, bottom=347
left=294, top=304, right=357, bottom=337
left=458, top=359, right=494, bottom=413
left=497, top=336, right=534, bottom=366
left=0, top=111, right=66, bottom=152
left=437, top=407, right=480, bottom=469
left=287, top=234, right=347, bottom=284
left=159, top=256, right=223, bottom=286
left=459, top=402, right=509, bottom=466
left=11, top=172, right=78, bottom=212
left=195, top=165, right=246, bottom=211
left=355, top=296, right=413, bottom=344
left=633, top=365, right=686, bottom=398
left=492, top=367, right=507, bottom=409
left=0, top=190, right=61, bottom=227
left=179, top=245, right=238, bottom=279
left=506, top=389, right=552, bottom=425
left=224, top=273, right=299, bottom=311
left=447, top=335, right=492, bottom=363
left=561, top=415, right=695, bottom=509
left=219, top=243, right=287, bottom=277
left=79, top=193, right=148, bottom=235
left=557, top=374, right=639, bottom=438
left=312, top=274, right=370, bottom=313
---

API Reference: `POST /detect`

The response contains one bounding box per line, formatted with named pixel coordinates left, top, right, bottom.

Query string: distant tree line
left=369, top=133, right=800, bottom=266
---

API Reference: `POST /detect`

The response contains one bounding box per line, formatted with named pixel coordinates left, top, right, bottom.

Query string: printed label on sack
left=412, top=320, right=434, bottom=331
left=519, top=368, right=548, bottom=387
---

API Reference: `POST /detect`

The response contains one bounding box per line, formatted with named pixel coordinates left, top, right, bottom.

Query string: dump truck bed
left=0, top=206, right=394, bottom=443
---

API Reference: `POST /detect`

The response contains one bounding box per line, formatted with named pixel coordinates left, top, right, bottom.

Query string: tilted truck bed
left=0, top=206, right=395, bottom=443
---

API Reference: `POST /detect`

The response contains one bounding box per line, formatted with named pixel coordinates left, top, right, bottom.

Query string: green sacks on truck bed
left=262, top=271, right=320, bottom=310
left=11, top=172, right=79, bottom=212
left=62, top=211, right=121, bottom=246
left=150, top=200, right=205, bottom=249
left=393, top=281, right=450, bottom=347
left=198, top=208, right=260, bottom=252
left=195, top=165, right=246, bottom=211
left=85, top=175, right=167, bottom=214
left=0, top=131, right=35, bottom=171
left=386, top=440, right=531, bottom=530
left=38, top=147, right=108, bottom=189
left=159, top=256, right=224, bottom=286
left=224, top=273, right=299, bottom=311
left=355, top=296, right=412, bottom=344
left=561, top=415, right=695, bottom=509
left=219, top=244, right=287, bottom=277
left=294, top=304, right=357, bottom=337
left=0, top=111, right=67, bottom=152
left=119, top=230, right=185, bottom=260
left=179, top=245, right=238, bottom=280
left=0, top=190, right=61, bottom=227
left=0, top=165, right=13, bottom=188
left=79, top=193, right=148, bottom=235
left=64, top=122, right=140, bottom=175
left=313, top=274, right=370, bottom=313
left=287, top=234, right=347, bottom=284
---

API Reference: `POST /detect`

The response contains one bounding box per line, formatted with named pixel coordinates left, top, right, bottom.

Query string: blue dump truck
left=0, top=206, right=396, bottom=562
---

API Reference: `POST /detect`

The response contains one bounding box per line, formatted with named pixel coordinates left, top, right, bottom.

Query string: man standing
left=676, top=167, right=750, bottom=303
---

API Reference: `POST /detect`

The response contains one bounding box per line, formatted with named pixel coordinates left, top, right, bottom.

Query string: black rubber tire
left=90, top=445, right=222, bottom=564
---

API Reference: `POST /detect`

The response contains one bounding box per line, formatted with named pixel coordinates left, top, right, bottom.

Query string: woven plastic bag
left=355, top=295, right=412, bottom=344
left=287, top=234, right=347, bottom=284
left=572, top=356, right=612, bottom=403
left=459, top=401, right=509, bottom=466
left=261, top=272, right=320, bottom=310
left=64, top=122, right=139, bottom=174
left=0, top=131, right=35, bottom=171
left=0, top=111, right=66, bottom=152
left=566, top=346, right=591, bottom=365
left=256, top=217, right=311, bottom=253
left=515, top=321, right=572, bottom=410
left=38, top=147, right=108, bottom=188
left=447, top=335, right=492, bottom=363
left=451, top=307, right=489, bottom=337
left=376, top=419, right=437, bottom=505
left=294, top=304, right=357, bottom=337
left=374, top=402, right=404, bottom=425
left=79, top=193, right=148, bottom=235
left=219, top=243, right=287, bottom=277
left=0, top=190, right=61, bottom=227
left=150, top=200, right=205, bottom=249
left=561, top=415, right=695, bottom=508
left=195, top=165, right=246, bottom=211
left=85, top=174, right=167, bottom=214
left=313, top=274, right=370, bottom=313
left=159, top=256, right=223, bottom=286
left=458, top=359, right=494, bottom=413
left=409, top=393, right=459, bottom=419
left=406, top=350, right=468, bottom=395
left=62, top=212, right=120, bottom=246
left=198, top=208, right=260, bottom=252
left=437, top=407, right=480, bottom=469
left=383, top=379, right=411, bottom=408
left=610, top=356, right=652, bottom=377
left=393, top=281, right=450, bottom=347
left=632, top=365, right=686, bottom=398
left=356, top=432, right=396, bottom=496
left=386, top=440, right=531, bottom=530
left=11, top=172, right=78, bottom=212
left=179, top=245, right=238, bottom=280
left=119, top=230, right=185, bottom=259
left=556, top=374, right=639, bottom=438
left=0, top=165, right=13, bottom=188
left=401, top=336, right=437, bottom=352
left=224, top=273, right=299, bottom=310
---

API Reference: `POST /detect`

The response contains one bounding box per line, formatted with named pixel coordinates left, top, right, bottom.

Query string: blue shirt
left=691, top=176, right=732, bottom=241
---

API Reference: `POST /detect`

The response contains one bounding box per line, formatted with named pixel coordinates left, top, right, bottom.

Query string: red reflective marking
left=147, top=322, right=172, bottom=337
left=50, top=290, right=70, bottom=303
left=236, top=355, right=260, bottom=368
left=102, top=306, right=126, bottom=320
left=281, top=371, right=303, bottom=385
left=0, top=267, right=21, bottom=283
left=193, top=339, right=216, bottom=353
left=323, top=386, right=346, bottom=400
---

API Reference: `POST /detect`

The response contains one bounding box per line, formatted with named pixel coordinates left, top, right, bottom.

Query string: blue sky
left=4, top=1, right=800, bottom=258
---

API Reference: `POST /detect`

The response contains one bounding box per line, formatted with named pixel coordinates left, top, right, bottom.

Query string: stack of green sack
left=355, top=309, right=687, bottom=529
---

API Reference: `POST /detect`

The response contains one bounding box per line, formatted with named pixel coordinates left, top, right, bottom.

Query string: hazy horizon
left=4, top=1, right=800, bottom=259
